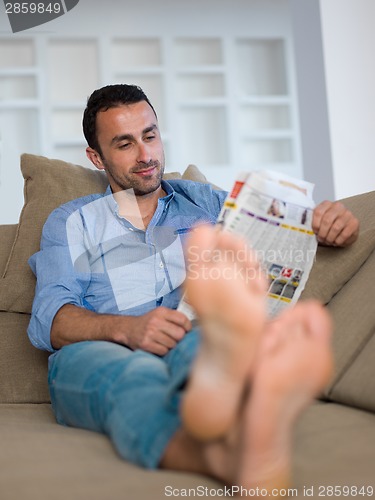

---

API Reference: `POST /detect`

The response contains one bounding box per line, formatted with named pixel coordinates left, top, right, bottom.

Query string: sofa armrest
left=0, top=224, right=18, bottom=276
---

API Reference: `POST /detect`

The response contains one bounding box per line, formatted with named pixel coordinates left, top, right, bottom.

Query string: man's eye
left=119, top=143, right=131, bottom=149
left=145, top=135, right=156, bottom=141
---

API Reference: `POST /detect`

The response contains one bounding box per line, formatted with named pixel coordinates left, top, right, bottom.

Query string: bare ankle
left=159, top=428, right=232, bottom=484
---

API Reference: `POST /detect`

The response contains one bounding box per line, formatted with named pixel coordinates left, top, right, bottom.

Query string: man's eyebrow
left=143, top=124, right=158, bottom=135
left=111, top=133, right=134, bottom=145
left=111, top=124, right=158, bottom=145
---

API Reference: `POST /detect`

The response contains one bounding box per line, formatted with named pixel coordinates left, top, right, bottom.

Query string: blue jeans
left=48, top=328, right=200, bottom=469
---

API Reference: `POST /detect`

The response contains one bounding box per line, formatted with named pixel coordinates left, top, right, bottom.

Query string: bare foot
left=181, top=226, right=267, bottom=440
left=163, top=228, right=333, bottom=493
left=237, top=302, right=333, bottom=494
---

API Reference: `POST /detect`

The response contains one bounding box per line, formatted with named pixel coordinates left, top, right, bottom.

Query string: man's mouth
left=133, top=165, right=158, bottom=177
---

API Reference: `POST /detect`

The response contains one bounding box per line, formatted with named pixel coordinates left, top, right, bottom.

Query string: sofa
left=0, top=154, right=375, bottom=500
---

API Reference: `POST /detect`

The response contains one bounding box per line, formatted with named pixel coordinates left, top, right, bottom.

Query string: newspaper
left=178, top=170, right=318, bottom=319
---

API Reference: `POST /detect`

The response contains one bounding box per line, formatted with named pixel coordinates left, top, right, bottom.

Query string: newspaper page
left=178, top=170, right=318, bottom=320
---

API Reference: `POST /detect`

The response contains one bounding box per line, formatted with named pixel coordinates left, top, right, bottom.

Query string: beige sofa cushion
left=0, top=225, right=49, bottom=404
left=0, top=312, right=49, bottom=403
left=0, top=154, right=209, bottom=315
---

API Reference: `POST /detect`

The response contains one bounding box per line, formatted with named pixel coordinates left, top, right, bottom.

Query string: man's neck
left=114, top=185, right=166, bottom=230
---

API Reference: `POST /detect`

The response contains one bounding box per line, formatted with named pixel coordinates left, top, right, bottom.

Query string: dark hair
left=82, top=84, right=157, bottom=155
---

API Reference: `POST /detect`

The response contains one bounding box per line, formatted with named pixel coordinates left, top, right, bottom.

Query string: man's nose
left=137, top=143, right=151, bottom=164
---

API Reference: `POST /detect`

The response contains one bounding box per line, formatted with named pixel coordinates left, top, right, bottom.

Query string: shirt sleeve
left=206, top=186, right=228, bottom=219
left=189, top=182, right=228, bottom=218
left=27, top=205, right=91, bottom=352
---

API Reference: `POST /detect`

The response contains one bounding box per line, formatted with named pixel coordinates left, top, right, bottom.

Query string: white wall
left=319, top=0, right=375, bottom=199
left=290, top=0, right=335, bottom=203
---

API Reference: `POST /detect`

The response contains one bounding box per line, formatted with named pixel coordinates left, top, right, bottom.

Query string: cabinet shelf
left=240, top=137, right=294, bottom=166
left=111, top=38, right=162, bottom=68
left=54, top=138, right=87, bottom=147
left=0, top=39, right=35, bottom=68
left=174, top=38, right=223, bottom=67
left=0, top=99, right=39, bottom=109
left=176, top=66, right=225, bottom=75
left=239, top=96, right=291, bottom=105
left=114, top=67, right=164, bottom=76
left=0, top=68, right=38, bottom=77
left=179, top=98, right=228, bottom=108
left=52, top=102, right=86, bottom=110
left=242, top=130, right=294, bottom=140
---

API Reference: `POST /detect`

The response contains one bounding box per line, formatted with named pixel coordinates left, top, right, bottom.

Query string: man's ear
left=86, top=147, right=105, bottom=171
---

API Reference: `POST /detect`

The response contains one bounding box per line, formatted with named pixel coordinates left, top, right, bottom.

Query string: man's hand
left=312, top=201, right=359, bottom=247
left=114, top=307, right=192, bottom=356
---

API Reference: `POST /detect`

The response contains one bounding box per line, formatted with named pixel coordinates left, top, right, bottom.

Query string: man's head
left=83, top=84, right=165, bottom=196
left=83, top=84, right=157, bottom=155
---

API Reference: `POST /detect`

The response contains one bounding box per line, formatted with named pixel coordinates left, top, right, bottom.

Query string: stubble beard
left=105, top=159, right=165, bottom=196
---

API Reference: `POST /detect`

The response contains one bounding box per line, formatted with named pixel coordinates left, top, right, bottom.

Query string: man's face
left=92, top=101, right=165, bottom=196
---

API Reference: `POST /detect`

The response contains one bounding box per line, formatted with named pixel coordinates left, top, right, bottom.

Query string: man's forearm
left=50, top=303, right=192, bottom=355
left=50, top=304, right=133, bottom=350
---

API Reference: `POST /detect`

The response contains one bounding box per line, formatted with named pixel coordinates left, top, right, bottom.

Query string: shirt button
left=159, top=262, right=164, bottom=268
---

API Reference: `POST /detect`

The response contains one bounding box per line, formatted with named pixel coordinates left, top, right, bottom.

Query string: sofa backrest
left=302, top=190, right=375, bottom=413
left=0, top=225, right=49, bottom=403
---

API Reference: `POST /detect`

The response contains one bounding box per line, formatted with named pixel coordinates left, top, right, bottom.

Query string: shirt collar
left=160, top=180, right=175, bottom=208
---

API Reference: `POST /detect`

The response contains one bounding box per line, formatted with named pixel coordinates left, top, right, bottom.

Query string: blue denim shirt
left=28, top=180, right=227, bottom=352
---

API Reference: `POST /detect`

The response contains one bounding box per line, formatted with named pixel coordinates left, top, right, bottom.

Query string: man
left=28, top=84, right=358, bottom=492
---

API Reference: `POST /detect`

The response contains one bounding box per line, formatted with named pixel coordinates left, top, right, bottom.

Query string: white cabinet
left=0, top=25, right=301, bottom=222
left=0, top=38, right=41, bottom=223
left=235, top=39, right=294, bottom=168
